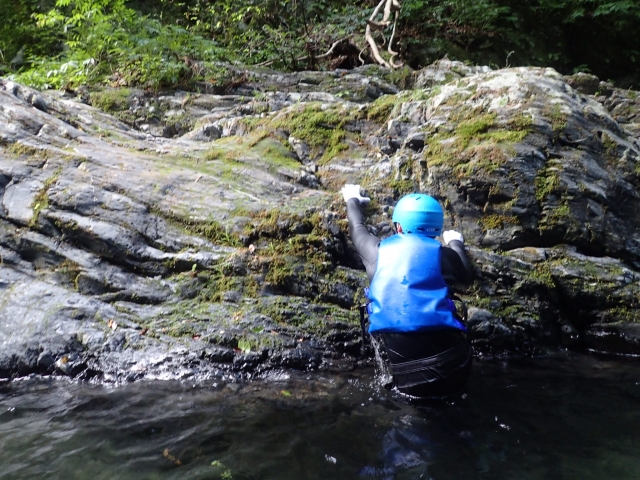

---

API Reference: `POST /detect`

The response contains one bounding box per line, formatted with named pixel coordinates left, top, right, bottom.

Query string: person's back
left=341, top=185, right=473, bottom=399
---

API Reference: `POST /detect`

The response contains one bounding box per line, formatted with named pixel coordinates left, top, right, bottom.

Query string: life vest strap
left=389, top=340, right=469, bottom=375
left=358, top=304, right=369, bottom=357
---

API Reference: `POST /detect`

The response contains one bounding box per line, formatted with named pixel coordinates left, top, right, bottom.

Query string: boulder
left=1, top=61, right=640, bottom=382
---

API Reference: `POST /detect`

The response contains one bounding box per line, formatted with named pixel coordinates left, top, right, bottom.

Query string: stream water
left=1, top=352, right=640, bottom=480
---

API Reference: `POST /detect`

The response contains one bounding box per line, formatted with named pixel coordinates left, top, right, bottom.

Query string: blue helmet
left=391, top=194, right=443, bottom=236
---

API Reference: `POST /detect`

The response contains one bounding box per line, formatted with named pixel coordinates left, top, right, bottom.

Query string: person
left=341, top=184, right=474, bottom=399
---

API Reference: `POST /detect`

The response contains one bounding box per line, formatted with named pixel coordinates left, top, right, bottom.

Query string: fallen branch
left=366, top=19, right=390, bottom=31
left=367, top=0, right=391, bottom=30
left=316, top=34, right=355, bottom=59
left=365, top=23, right=391, bottom=69
left=383, top=0, right=393, bottom=23
left=254, top=35, right=354, bottom=68
left=365, top=0, right=392, bottom=69
left=364, top=0, right=403, bottom=69
left=387, top=11, right=403, bottom=68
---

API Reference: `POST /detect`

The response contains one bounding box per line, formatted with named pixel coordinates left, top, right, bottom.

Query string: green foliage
left=10, top=0, right=231, bottom=89
left=502, top=0, right=640, bottom=84
left=210, top=460, right=234, bottom=480
left=399, top=0, right=514, bottom=63
left=0, top=0, right=57, bottom=73
left=155, top=0, right=364, bottom=69
left=5, top=0, right=640, bottom=89
left=398, top=0, right=640, bottom=86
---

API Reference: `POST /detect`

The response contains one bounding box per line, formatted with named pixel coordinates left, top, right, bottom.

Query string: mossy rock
left=89, top=88, right=134, bottom=113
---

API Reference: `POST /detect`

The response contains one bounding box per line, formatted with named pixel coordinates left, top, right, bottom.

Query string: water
left=2, top=352, right=640, bottom=480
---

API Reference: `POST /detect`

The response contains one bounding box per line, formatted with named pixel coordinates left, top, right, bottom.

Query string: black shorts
left=380, top=329, right=472, bottom=399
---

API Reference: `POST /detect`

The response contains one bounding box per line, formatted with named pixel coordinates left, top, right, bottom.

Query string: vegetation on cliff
left=2, top=0, right=640, bottom=90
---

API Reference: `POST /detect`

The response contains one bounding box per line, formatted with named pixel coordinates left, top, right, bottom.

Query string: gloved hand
left=341, top=184, right=371, bottom=204
left=443, top=230, right=464, bottom=245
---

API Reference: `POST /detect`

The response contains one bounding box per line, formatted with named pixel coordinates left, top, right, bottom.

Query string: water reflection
left=1, top=352, right=640, bottom=479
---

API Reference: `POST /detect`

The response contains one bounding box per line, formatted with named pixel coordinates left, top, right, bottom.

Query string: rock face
left=1, top=61, right=639, bottom=382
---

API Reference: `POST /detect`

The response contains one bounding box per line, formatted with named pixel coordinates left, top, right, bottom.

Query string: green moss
left=237, top=207, right=363, bottom=306
left=386, top=66, right=417, bottom=89
left=546, top=104, right=567, bottom=135
left=89, top=88, right=132, bottom=112
left=244, top=209, right=304, bottom=239
left=456, top=113, right=495, bottom=139
left=7, top=142, right=48, bottom=159
left=603, top=306, right=637, bottom=322
left=495, top=196, right=518, bottom=212
left=249, top=328, right=285, bottom=349
left=114, top=111, right=138, bottom=126
left=161, top=319, right=198, bottom=338
left=534, top=164, right=560, bottom=202
left=255, top=297, right=358, bottom=333
left=555, top=256, right=604, bottom=278
left=164, top=111, right=196, bottom=133
left=264, top=256, right=295, bottom=285
left=543, top=200, right=572, bottom=228
left=159, top=210, right=241, bottom=247
left=234, top=90, right=442, bottom=167
left=203, top=144, right=243, bottom=164
left=244, top=209, right=334, bottom=262
left=30, top=167, right=62, bottom=226
left=424, top=110, right=532, bottom=176
left=236, top=102, right=361, bottom=165
left=182, top=135, right=301, bottom=185
left=441, top=91, right=472, bottom=107
left=424, top=139, right=452, bottom=167
left=601, top=132, right=619, bottom=162
left=528, top=262, right=556, bottom=288
left=196, top=268, right=259, bottom=303
left=507, top=113, right=534, bottom=131
left=486, top=130, right=528, bottom=143
left=491, top=303, right=534, bottom=321
left=388, top=178, right=416, bottom=193
left=239, top=116, right=266, bottom=131
left=480, top=214, right=519, bottom=231
left=272, top=102, right=355, bottom=164
left=253, top=139, right=301, bottom=171
left=366, top=94, right=399, bottom=122
left=364, top=90, right=432, bottom=123
left=458, top=145, right=510, bottom=177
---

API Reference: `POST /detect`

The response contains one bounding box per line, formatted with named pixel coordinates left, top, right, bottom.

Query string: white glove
left=443, top=230, right=464, bottom=245
left=340, top=184, right=371, bottom=204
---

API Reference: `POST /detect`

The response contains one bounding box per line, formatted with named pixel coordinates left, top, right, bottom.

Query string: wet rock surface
left=1, top=61, right=639, bottom=382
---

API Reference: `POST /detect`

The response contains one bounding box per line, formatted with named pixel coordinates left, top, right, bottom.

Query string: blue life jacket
left=367, top=234, right=466, bottom=333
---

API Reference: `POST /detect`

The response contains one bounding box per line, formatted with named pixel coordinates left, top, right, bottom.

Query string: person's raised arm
left=441, top=230, right=473, bottom=287
left=341, top=184, right=380, bottom=281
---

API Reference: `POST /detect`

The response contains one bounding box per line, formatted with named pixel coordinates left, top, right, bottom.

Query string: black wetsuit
left=347, top=198, right=474, bottom=398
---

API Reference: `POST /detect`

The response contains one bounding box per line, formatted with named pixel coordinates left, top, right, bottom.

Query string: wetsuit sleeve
left=441, top=240, right=473, bottom=288
left=346, top=198, right=380, bottom=281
